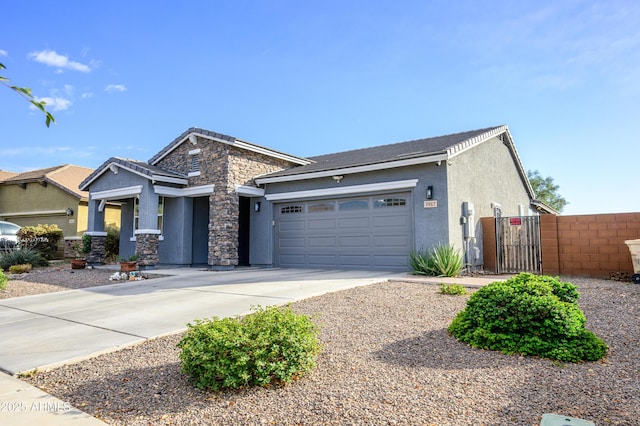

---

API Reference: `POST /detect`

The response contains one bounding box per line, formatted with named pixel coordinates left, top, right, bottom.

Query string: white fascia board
left=151, top=175, right=189, bottom=185
left=153, top=132, right=312, bottom=166
left=0, top=209, right=68, bottom=217
left=255, top=154, right=448, bottom=185
left=154, top=184, right=215, bottom=197
left=235, top=185, right=265, bottom=197
left=91, top=185, right=143, bottom=200
left=447, top=125, right=508, bottom=158
left=265, top=179, right=419, bottom=201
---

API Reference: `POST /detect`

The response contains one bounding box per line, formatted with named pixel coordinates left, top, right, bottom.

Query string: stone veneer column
left=208, top=192, right=239, bottom=270
left=135, top=231, right=160, bottom=269
left=86, top=232, right=107, bottom=266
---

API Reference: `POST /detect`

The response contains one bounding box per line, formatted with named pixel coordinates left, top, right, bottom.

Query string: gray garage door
left=275, top=193, right=413, bottom=271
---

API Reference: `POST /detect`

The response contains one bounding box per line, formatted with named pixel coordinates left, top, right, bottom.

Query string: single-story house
left=0, top=165, right=121, bottom=239
left=79, top=124, right=539, bottom=271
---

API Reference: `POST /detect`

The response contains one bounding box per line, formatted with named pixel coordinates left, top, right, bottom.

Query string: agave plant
left=409, top=243, right=463, bottom=277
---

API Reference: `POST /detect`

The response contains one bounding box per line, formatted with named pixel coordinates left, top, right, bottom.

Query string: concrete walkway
left=0, top=268, right=506, bottom=425
left=0, top=267, right=405, bottom=425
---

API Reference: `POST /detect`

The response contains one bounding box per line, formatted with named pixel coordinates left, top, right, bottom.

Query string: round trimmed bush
left=448, top=273, right=607, bottom=362
left=178, top=305, right=321, bottom=391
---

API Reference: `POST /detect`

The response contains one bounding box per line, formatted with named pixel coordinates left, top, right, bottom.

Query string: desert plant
left=448, top=273, right=607, bottom=362
left=410, top=243, right=463, bottom=277
left=440, top=283, right=468, bottom=295
left=0, top=248, right=48, bottom=270
left=0, top=269, right=7, bottom=291
left=17, top=224, right=63, bottom=259
left=9, top=264, right=32, bottom=274
left=178, top=304, right=322, bottom=391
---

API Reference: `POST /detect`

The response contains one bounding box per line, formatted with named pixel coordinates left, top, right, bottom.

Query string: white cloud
left=28, top=50, right=91, bottom=73
left=105, top=84, right=127, bottom=93
left=0, top=49, right=7, bottom=57
left=35, top=96, right=72, bottom=111
left=81, top=92, right=94, bottom=99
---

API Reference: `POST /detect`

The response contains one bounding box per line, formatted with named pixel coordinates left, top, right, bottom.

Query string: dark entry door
left=238, top=196, right=251, bottom=266
left=192, top=196, right=209, bottom=265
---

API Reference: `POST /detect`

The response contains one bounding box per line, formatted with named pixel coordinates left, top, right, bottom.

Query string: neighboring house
left=0, top=165, right=121, bottom=239
left=80, top=125, right=539, bottom=272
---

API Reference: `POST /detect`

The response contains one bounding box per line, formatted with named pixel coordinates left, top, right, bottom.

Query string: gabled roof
left=79, top=157, right=188, bottom=191
left=255, top=125, right=534, bottom=199
left=0, top=170, right=18, bottom=182
left=531, top=200, right=559, bottom=215
left=148, top=127, right=312, bottom=166
left=0, top=165, right=93, bottom=198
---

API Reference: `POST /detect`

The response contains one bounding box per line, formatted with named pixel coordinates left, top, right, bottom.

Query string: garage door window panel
left=308, top=202, right=335, bottom=213
left=374, top=198, right=407, bottom=208
left=339, top=200, right=369, bottom=211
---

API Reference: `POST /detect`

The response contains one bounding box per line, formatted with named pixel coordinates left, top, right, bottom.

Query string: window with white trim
left=157, top=196, right=164, bottom=233
left=133, top=197, right=140, bottom=231
left=133, top=196, right=165, bottom=233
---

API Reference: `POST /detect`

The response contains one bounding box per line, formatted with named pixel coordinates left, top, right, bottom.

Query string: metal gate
left=496, top=216, right=541, bottom=274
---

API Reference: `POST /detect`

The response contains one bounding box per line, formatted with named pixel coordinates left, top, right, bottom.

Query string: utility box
left=540, top=413, right=594, bottom=426
left=624, top=239, right=640, bottom=284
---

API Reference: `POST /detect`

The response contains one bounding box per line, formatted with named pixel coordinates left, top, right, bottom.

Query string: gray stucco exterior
left=79, top=125, right=537, bottom=271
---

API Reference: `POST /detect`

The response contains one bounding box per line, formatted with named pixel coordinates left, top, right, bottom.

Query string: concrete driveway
left=0, top=268, right=403, bottom=375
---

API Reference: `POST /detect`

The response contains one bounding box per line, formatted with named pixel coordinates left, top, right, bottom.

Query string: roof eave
left=149, top=129, right=312, bottom=167
left=255, top=153, right=449, bottom=184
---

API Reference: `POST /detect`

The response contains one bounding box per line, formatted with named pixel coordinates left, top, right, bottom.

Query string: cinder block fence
left=482, top=212, right=640, bottom=278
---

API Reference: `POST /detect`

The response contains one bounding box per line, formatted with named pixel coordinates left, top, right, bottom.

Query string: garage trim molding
left=265, top=179, right=419, bottom=201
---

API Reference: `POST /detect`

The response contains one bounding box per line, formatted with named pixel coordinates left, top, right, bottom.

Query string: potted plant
left=71, top=234, right=92, bottom=269
left=119, top=254, right=138, bottom=272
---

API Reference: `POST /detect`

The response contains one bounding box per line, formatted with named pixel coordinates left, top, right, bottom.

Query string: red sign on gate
left=509, top=217, right=522, bottom=226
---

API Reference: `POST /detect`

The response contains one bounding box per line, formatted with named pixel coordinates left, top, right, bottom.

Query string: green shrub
left=410, top=243, right=463, bottom=277
left=105, top=225, right=120, bottom=261
left=9, top=264, right=32, bottom=274
left=440, top=283, right=468, bottom=295
left=0, top=270, right=7, bottom=291
left=17, top=224, right=63, bottom=259
left=448, top=273, right=607, bottom=362
left=178, top=305, right=322, bottom=391
left=0, top=248, right=48, bottom=270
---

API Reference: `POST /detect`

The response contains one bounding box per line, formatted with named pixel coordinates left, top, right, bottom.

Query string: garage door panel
left=276, top=193, right=412, bottom=271
left=308, top=254, right=338, bottom=265
left=338, top=217, right=370, bottom=228
left=372, top=214, right=409, bottom=227
left=338, top=255, right=372, bottom=267
left=308, top=218, right=336, bottom=230
left=373, top=235, right=411, bottom=248
left=279, top=220, right=305, bottom=231
left=308, top=236, right=337, bottom=247
left=339, top=236, right=370, bottom=248
left=279, top=237, right=306, bottom=248
left=279, top=254, right=306, bottom=266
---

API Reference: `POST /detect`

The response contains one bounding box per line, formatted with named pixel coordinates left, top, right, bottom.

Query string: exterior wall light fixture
left=426, top=186, right=434, bottom=200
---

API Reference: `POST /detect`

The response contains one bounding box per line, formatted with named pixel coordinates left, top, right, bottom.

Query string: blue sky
left=1, top=0, right=638, bottom=215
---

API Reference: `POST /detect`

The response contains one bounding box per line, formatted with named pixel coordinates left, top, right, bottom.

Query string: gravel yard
left=14, top=270, right=639, bottom=426
left=0, top=265, right=160, bottom=299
